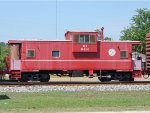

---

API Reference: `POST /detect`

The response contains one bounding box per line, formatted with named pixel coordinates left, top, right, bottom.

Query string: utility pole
left=56, top=0, right=58, bottom=40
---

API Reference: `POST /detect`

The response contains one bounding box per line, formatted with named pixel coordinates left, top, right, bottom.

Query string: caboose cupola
left=65, top=30, right=99, bottom=52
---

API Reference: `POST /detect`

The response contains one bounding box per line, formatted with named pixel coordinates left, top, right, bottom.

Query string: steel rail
left=0, top=81, right=150, bottom=86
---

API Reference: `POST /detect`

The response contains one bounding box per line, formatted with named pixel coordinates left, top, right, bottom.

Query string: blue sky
left=0, top=0, right=150, bottom=42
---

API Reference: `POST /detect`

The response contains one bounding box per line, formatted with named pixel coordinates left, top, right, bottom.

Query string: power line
left=56, top=0, right=58, bottom=40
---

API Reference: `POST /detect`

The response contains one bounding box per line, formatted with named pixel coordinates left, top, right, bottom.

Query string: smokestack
left=100, top=27, right=104, bottom=41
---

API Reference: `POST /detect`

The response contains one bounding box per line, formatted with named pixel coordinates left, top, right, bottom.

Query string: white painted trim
left=98, top=40, right=141, bottom=43
left=22, top=60, right=131, bottom=62
left=9, top=40, right=72, bottom=42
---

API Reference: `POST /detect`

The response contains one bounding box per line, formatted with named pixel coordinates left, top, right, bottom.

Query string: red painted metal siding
left=12, top=40, right=134, bottom=72
left=100, top=42, right=132, bottom=70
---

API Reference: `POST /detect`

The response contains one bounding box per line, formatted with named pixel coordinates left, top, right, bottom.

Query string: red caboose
left=7, top=28, right=142, bottom=82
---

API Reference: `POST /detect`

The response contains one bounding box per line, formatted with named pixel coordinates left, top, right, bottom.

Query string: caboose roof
left=99, top=40, right=142, bottom=44
left=65, top=31, right=98, bottom=34
left=8, top=39, right=72, bottom=43
left=101, top=40, right=141, bottom=42
left=8, top=39, right=142, bottom=45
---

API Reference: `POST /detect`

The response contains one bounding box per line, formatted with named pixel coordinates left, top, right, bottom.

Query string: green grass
left=0, top=91, right=150, bottom=113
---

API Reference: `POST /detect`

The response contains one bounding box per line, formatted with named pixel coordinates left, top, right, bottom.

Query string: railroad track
left=0, top=81, right=150, bottom=86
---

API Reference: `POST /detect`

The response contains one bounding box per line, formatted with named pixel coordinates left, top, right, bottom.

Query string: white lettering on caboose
left=81, top=45, right=89, bottom=51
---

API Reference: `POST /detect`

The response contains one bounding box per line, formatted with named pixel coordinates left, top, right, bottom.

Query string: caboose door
left=9, top=44, right=21, bottom=70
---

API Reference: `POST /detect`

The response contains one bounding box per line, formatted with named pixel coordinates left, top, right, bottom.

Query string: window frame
left=26, top=49, right=35, bottom=58
left=120, top=50, right=128, bottom=59
left=73, top=34, right=79, bottom=44
left=85, top=35, right=90, bottom=44
left=79, top=35, right=85, bottom=43
left=73, top=34, right=96, bottom=44
left=90, top=35, right=96, bottom=44
left=52, top=50, right=60, bottom=58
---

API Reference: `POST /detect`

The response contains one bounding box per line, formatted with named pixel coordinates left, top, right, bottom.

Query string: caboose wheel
left=98, top=77, right=111, bottom=82
left=98, top=77, right=105, bottom=82
left=40, top=74, right=50, bottom=82
left=18, top=73, right=29, bottom=82
left=98, top=73, right=111, bottom=82
left=143, top=72, right=149, bottom=79
left=123, top=73, right=133, bottom=81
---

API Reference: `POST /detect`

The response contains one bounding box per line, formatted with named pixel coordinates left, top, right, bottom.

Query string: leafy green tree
left=0, top=42, right=8, bottom=70
left=120, top=8, right=150, bottom=53
left=104, top=37, right=113, bottom=41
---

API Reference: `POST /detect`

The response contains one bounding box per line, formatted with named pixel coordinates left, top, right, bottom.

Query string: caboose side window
left=26, top=49, right=35, bottom=58
left=52, top=50, right=60, bottom=58
left=120, top=50, right=128, bottom=58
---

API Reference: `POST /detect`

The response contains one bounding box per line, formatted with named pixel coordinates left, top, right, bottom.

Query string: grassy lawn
left=0, top=91, right=150, bottom=113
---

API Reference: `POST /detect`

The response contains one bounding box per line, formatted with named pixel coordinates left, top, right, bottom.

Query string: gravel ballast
left=0, top=85, right=150, bottom=92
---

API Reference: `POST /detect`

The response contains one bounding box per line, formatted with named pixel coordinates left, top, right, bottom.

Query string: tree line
left=0, top=42, right=8, bottom=70
left=120, top=8, right=150, bottom=53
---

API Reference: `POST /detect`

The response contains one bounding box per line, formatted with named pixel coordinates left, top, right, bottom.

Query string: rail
left=0, top=81, right=150, bottom=86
